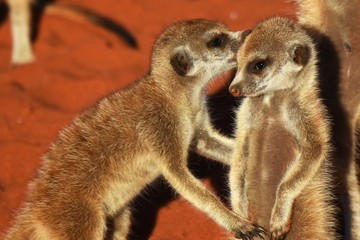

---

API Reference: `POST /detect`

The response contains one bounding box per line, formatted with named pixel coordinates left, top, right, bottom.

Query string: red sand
left=0, top=1, right=295, bottom=239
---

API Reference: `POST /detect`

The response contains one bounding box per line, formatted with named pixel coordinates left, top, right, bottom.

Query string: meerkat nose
left=229, top=85, right=241, bottom=97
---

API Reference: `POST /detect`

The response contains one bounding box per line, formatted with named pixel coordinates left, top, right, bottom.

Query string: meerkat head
left=229, top=17, right=316, bottom=97
left=151, top=19, right=249, bottom=86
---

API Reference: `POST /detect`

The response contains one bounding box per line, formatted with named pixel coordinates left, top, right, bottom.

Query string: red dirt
left=0, top=0, right=296, bottom=239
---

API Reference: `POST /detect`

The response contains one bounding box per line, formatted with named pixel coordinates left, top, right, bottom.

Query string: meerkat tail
left=44, top=3, right=138, bottom=48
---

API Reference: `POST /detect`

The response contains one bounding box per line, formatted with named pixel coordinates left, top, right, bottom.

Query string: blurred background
left=0, top=0, right=295, bottom=239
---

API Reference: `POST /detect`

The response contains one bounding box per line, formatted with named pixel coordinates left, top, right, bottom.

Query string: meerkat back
left=229, top=17, right=337, bottom=239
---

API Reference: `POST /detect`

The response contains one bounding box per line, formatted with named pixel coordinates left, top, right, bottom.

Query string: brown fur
left=296, top=0, right=360, bottom=239
left=229, top=17, right=337, bottom=239
left=4, top=19, right=266, bottom=240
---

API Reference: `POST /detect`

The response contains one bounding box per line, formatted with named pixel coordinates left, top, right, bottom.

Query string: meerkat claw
left=270, top=231, right=287, bottom=240
left=234, top=224, right=267, bottom=240
left=249, top=224, right=267, bottom=239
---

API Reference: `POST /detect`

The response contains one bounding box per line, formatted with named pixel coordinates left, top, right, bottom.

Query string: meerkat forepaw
left=232, top=223, right=267, bottom=240
left=270, top=230, right=287, bottom=240
left=269, top=222, right=291, bottom=240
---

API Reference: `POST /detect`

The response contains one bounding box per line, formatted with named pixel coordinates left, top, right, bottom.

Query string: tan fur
left=4, top=19, right=266, bottom=240
left=229, top=17, right=337, bottom=239
left=296, top=1, right=360, bottom=239
left=296, top=0, right=360, bottom=114
left=355, top=106, right=360, bottom=171
left=349, top=105, right=360, bottom=238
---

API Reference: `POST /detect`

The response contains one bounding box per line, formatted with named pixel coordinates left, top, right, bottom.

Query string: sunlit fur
left=229, top=17, right=337, bottom=239
left=295, top=0, right=360, bottom=238
left=350, top=105, right=360, bottom=238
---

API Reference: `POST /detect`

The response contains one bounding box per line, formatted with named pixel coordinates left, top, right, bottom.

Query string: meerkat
left=4, top=0, right=137, bottom=65
left=296, top=1, right=360, bottom=238
left=3, top=19, right=266, bottom=240
left=228, top=17, right=337, bottom=239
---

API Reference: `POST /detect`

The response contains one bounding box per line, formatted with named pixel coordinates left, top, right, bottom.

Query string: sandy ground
left=0, top=0, right=296, bottom=239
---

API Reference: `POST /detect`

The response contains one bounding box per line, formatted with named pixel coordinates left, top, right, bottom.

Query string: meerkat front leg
left=112, top=207, right=132, bottom=240
left=159, top=149, right=265, bottom=239
left=269, top=115, right=328, bottom=240
left=7, top=0, right=34, bottom=65
left=229, top=103, right=258, bottom=221
left=229, top=124, right=252, bottom=220
left=193, top=114, right=235, bottom=165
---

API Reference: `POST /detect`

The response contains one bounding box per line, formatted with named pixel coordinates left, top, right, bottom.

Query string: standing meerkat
left=296, top=1, right=360, bottom=238
left=228, top=17, right=337, bottom=239
left=3, top=19, right=266, bottom=240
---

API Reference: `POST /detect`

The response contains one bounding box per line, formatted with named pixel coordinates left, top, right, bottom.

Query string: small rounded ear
left=241, top=29, right=252, bottom=41
left=290, top=44, right=310, bottom=66
left=170, top=48, right=193, bottom=76
left=229, top=29, right=252, bottom=53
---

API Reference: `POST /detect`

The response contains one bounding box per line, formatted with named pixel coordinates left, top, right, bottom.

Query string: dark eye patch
left=248, top=59, right=268, bottom=74
left=207, top=33, right=228, bottom=48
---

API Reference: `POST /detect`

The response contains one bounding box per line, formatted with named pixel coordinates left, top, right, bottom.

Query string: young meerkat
left=4, top=19, right=266, bottom=240
left=228, top=17, right=337, bottom=239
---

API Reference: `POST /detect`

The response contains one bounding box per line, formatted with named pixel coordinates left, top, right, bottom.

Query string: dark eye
left=251, top=60, right=267, bottom=73
left=207, top=34, right=227, bottom=48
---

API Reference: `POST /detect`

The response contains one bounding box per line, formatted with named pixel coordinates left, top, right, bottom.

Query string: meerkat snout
left=229, top=84, right=241, bottom=97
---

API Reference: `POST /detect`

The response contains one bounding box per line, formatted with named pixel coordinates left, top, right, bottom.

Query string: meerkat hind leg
left=112, top=207, right=132, bottom=240
left=7, top=0, right=34, bottom=64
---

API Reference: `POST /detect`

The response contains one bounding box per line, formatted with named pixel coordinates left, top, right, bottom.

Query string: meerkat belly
left=247, top=118, right=298, bottom=227
left=102, top=154, right=161, bottom=216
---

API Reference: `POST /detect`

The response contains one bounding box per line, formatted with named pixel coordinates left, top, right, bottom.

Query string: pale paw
left=11, top=49, right=34, bottom=65
left=269, top=221, right=291, bottom=240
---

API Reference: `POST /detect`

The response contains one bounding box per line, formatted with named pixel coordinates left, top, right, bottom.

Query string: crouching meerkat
left=228, top=17, right=337, bottom=239
left=3, top=19, right=266, bottom=240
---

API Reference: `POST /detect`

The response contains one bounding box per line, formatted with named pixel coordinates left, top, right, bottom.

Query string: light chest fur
left=235, top=92, right=299, bottom=222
